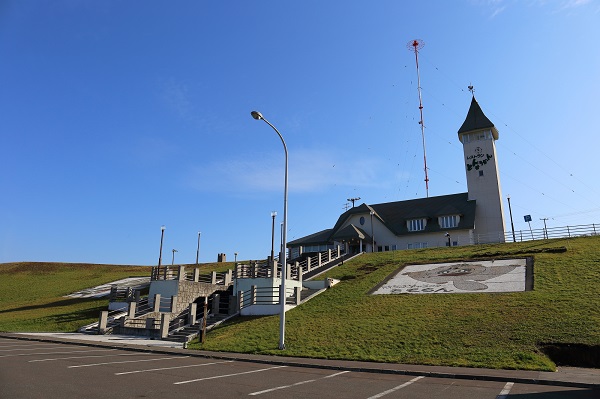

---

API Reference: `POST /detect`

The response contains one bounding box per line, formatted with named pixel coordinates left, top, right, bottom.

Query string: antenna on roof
left=347, top=197, right=361, bottom=208
left=407, top=39, right=430, bottom=198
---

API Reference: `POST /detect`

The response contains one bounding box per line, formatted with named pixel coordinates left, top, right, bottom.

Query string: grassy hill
left=1, top=237, right=598, bottom=371
left=0, top=261, right=232, bottom=332
left=189, top=236, right=600, bottom=371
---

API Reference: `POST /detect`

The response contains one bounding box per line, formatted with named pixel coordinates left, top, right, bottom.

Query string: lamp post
left=507, top=195, right=516, bottom=242
left=370, top=210, right=375, bottom=252
left=445, top=232, right=451, bottom=247
left=234, top=252, right=238, bottom=263
left=171, top=249, right=178, bottom=265
left=157, top=225, right=166, bottom=280
left=270, top=211, right=277, bottom=262
left=196, top=231, right=201, bottom=266
left=251, top=110, right=289, bottom=350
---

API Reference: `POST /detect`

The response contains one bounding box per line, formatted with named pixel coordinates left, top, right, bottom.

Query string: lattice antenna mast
left=407, top=39, right=430, bottom=197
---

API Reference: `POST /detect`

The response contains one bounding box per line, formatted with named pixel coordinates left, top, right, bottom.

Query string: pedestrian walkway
left=3, top=332, right=598, bottom=389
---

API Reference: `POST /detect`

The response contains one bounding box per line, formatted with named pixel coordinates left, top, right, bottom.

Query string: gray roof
left=288, top=192, right=476, bottom=247
left=457, top=96, right=499, bottom=139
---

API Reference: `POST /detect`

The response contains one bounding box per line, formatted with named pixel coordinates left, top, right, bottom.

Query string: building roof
left=288, top=192, right=476, bottom=247
left=457, top=96, right=499, bottom=139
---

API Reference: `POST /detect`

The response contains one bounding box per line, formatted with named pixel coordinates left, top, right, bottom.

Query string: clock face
left=466, top=146, right=492, bottom=171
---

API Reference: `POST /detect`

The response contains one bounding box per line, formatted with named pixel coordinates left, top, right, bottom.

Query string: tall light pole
left=270, top=211, right=277, bottom=262
left=196, top=231, right=201, bottom=266
left=157, top=225, right=166, bottom=280
left=234, top=252, right=238, bottom=263
left=507, top=195, right=516, bottom=242
left=370, top=210, right=375, bottom=252
left=251, top=110, right=289, bottom=350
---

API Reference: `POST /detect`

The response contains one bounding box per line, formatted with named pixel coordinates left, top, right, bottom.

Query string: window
left=384, top=245, right=390, bottom=251
left=407, top=242, right=428, bottom=249
left=460, top=130, right=493, bottom=144
left=439, top=215, right=459, bottom=229
left=391, top=245, right=397, bottom=251
left=407, top=218, right=426, bottom=232
left=377, top=246, right=383, bottom=252
left=479, top=170, right=484, bottom=177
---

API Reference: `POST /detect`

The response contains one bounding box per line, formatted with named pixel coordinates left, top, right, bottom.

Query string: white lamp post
left=251, top=110, right=288, bottom=350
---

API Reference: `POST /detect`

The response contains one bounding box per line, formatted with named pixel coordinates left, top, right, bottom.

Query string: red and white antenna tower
left=407, top=39, right=430, bottom=197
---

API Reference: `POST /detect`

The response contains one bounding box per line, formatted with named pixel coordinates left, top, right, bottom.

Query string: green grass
left=1, top=239, right=598, bottom=371
left=188, top=236, right=600, bottom=371
left=0, top=261, right=234, bottom=332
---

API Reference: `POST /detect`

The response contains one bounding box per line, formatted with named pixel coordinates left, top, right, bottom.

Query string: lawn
left=1, top=237, right=598, bottom=371
left=0, top=261, right=233, bottom=332
left=188, top=236, right=600, bottom=371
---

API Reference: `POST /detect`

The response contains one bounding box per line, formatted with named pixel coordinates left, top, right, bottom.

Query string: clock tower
left=458, top=96, right=506, bottom=243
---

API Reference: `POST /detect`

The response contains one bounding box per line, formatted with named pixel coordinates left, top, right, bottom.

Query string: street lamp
left=196, top=231, right=201, bottom=266
left=234, top=252, right=238, bottom=263
left=251, top=110, right=289, bottom=350
left=370, top=211, right=375, bottom=252
left=270, top=211, right=277, bottom=262
left=157, top=225, right=166, bottom=280
left=171, top=249, right=178, bottom=265
left=445, top=232, right=451, bottom=247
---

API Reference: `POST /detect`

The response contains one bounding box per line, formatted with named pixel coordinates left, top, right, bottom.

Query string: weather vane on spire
left=468, top=84, right=475, bottom=96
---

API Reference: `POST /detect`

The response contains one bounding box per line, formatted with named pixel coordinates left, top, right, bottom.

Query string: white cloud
left=183, top=148, right=394, bottom=195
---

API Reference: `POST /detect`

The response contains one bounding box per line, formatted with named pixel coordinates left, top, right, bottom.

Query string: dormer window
left=407, top=218, right=426, bottom=232
left=439, top=215, right=459, bottom=229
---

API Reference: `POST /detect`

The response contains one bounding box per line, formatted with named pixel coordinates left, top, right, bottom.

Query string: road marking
left=30, top=353, right=144, bottom=362
left=115, top=360, right=234, bottom=375
left=68, top=356, right=188, bottom=368
left=174, top=365, right=287, bottom=385
left=497, top=382, right=514, bottom=399
left=249, top=370, right=350, bottom=395
left=0, top=349, right=115, bottom=358
left=0, top=346, right=64, bottom=352
left=366, top=376, right=424, bottom=399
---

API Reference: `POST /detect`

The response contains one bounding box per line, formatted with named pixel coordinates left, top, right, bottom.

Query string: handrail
left=477, top=222, right=599, bottom=244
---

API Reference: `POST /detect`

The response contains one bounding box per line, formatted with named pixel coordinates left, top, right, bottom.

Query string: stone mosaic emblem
left=372, top=259, right=528, bottom=295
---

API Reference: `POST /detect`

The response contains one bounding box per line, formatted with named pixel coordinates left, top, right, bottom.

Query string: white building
left=288, top=96, right=506, bottom=258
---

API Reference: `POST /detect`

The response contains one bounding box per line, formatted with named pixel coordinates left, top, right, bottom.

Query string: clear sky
left=2, top=0, right=599, bottom=265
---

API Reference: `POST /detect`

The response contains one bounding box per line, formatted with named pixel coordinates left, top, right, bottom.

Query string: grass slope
left=0, top=261, right=233, bottom=332
left=189, top=236, right=600, bottom=371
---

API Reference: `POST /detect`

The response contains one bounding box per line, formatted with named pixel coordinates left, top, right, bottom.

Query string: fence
left=476, top=223, right=599, bottom=244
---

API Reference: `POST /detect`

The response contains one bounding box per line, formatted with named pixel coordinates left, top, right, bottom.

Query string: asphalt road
left=0, top=337, right=597, bottom=399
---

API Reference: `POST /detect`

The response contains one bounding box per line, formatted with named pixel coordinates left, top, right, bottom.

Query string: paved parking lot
left=0, top=337, right=598, bottom=398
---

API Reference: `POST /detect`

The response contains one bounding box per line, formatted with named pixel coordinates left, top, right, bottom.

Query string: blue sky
left=2, top=0, right=599, bottom=265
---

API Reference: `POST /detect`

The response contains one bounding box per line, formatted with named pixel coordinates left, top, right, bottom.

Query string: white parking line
left=115, top=360, right=234, bottom=375
left=30, top=353, right=144, bottom=362
left=249, top=370, right=350, bottom=396
left=174, top=365, right=287, bottom=385
left=366, top=376, right=425, bottom=399
left=0, top=349, right=116, bottom=358
left=0, top=346, right=64, bottom=352
left=68, top=356, right=188, bottom=368
left=497, top=382, right=514, bottom=399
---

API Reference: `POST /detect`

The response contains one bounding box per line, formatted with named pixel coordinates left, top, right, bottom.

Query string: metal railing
left=477, top=223, right=599, bottom=244
left=238, top=286, right=297, bottom=311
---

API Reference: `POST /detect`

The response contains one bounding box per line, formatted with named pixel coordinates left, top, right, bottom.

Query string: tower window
left=479, top=170, right=484, bottom=176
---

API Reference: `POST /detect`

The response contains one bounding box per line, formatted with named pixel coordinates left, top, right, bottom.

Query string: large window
left=407, top=218, right=426, bottom=232
left=407, top=242, right=428, bottom=249
left=439, top=215, right=459, bottom=229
